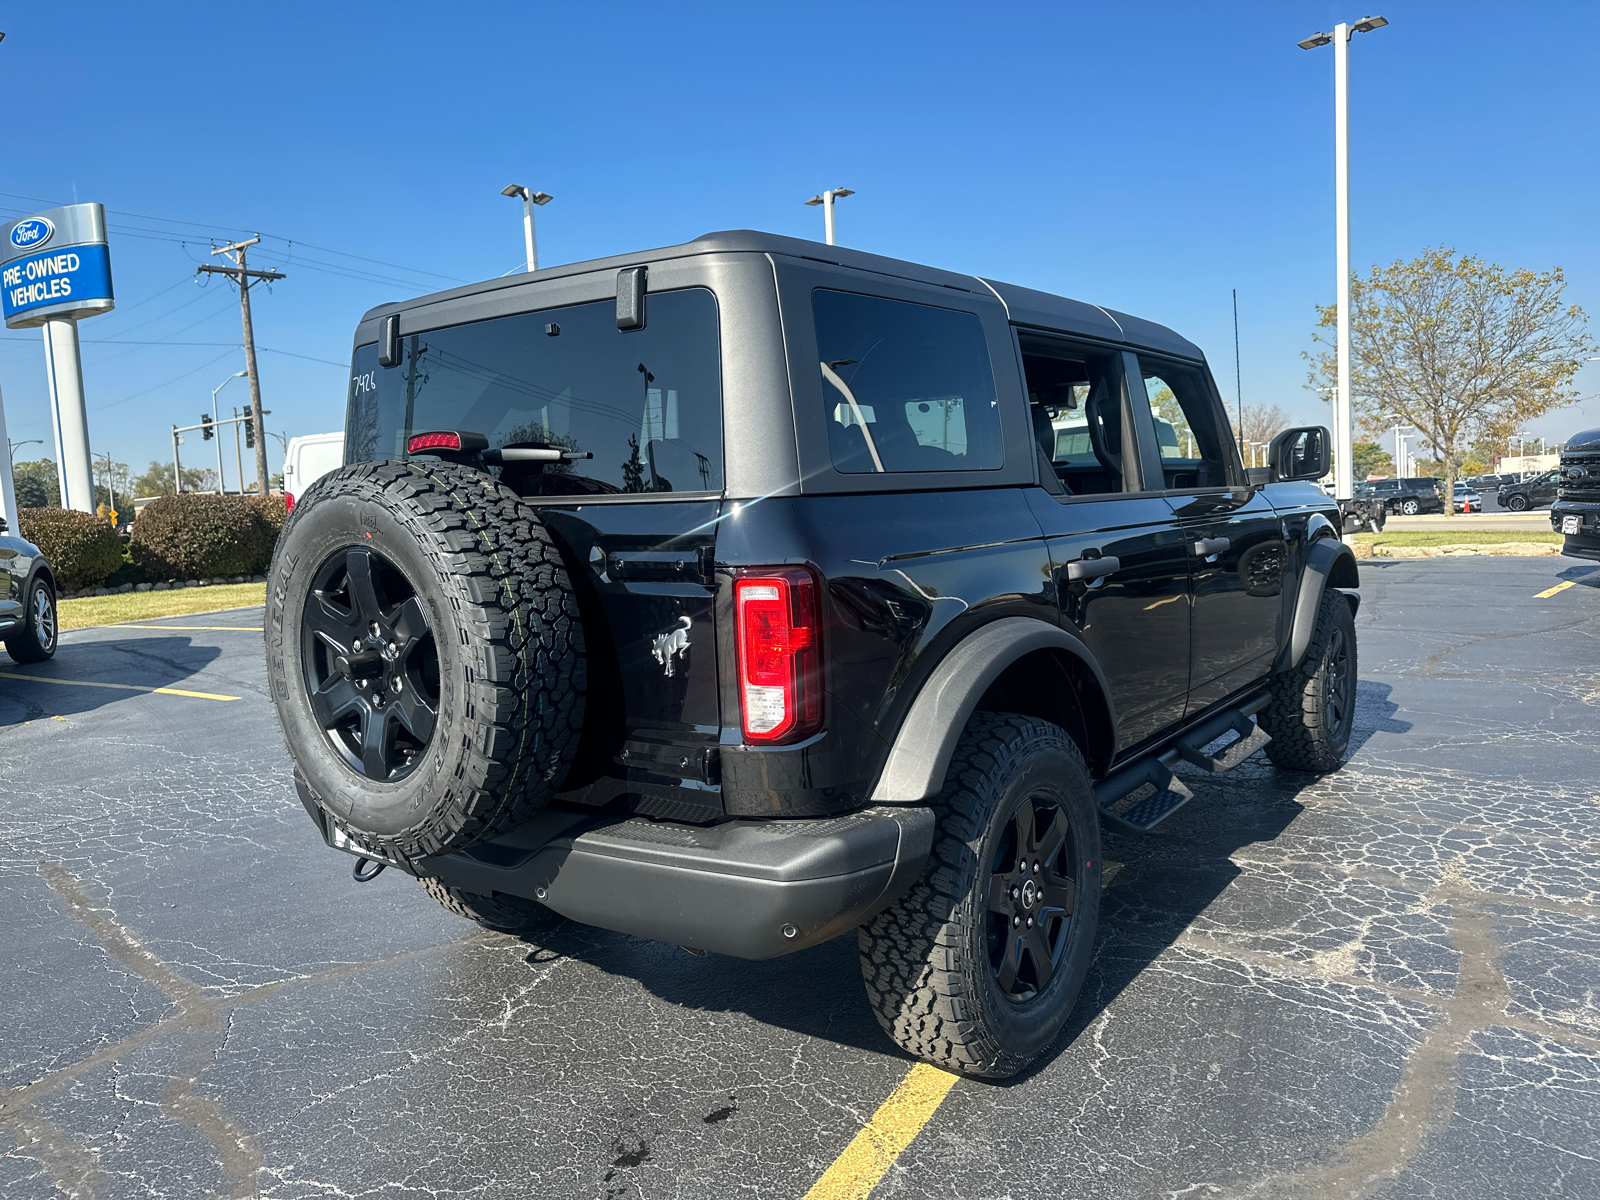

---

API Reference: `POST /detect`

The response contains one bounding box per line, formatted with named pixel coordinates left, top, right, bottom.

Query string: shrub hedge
left=16, top=508, right=126, bottom=592
left=130, top=494, right=280, bottom=581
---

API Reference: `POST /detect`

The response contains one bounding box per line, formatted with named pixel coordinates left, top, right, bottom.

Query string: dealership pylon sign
left=0, top=203, right=115, bottom=513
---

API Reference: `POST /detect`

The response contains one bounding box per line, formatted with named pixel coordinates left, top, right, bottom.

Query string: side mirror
left=1268, top=426, right=1330, bottom=483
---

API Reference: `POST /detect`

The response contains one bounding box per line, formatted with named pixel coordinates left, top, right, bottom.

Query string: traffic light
left=200, top=413, right=214, bottom=441
left=243, top=406, right=255, bottom=449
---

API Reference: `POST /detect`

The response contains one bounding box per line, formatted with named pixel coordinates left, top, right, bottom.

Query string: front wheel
left=1261, top=588, right=1357, bottom=772
left=1400, top=499, right=1420, bottom=516
left=858, top=713, right=1101, bottom=1078
left=4, top=576, right=57, bottom=663
left=1504, top=494, right=1530, bottom=512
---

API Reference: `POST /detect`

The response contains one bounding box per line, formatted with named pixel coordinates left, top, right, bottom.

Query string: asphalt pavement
left=2, top=558, right=1598, bottom=1200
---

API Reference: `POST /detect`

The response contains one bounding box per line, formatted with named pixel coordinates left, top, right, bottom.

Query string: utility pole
left=197, top=238, right=284, bottom=495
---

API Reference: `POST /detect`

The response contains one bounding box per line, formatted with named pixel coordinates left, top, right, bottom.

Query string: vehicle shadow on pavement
left=509, top=680, right=1412, bottom=1074
left=1011, top=678, right=1411, bottom=1085
left=521, top=920, right=894, bottom=1055
left=0, top=637, right=225, bottom=727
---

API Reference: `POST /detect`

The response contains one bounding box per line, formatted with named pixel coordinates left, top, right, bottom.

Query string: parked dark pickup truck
left=267, top=230, right=1360, bottom=1078
left=1554, top=428, right=1600, bottom=559
left=1352, top=476, right=1444, bottom=516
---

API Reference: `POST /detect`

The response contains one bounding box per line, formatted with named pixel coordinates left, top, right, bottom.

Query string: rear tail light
left=735, top=567, right=823, bottom=744
left=284, top=492, right=295, bottom=513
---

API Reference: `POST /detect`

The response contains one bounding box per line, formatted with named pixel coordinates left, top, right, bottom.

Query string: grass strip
left=1353, top=530, right=1561, bottom=547
left=58, top=584, right=266, bottom=632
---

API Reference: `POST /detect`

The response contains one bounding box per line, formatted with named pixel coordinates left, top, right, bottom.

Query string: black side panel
left=714, top=489, right=1054, bottom=815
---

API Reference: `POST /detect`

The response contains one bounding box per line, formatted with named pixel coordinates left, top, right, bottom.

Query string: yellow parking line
left=802, top=1063, right=959, bottom=1200
left=0, top=673, right=239, bottom=701
left=1534, top=580, right=1575, bottom=599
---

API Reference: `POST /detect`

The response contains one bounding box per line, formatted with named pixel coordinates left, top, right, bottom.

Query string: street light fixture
left=804, top=187, right=855, bottom=246
left=501, top=184, right=554, bottom=273
left=1299, top=14, right=1390, bottom=508
left=7, top=437, right=42, bottom=466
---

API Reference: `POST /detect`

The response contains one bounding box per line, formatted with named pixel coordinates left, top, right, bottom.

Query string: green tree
left=1307, top=247, right=1593, bottom=515
left=1352, top=441, right=1393, bottom=479
left=130, top=459, right=213, bottom=498
left=12, top=459, right=59, bottom=508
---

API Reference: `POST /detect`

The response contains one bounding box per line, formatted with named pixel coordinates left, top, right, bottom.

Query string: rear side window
left=346, top=288, right=722, bottom=495
left=812, top=289, right=1003, bottom=473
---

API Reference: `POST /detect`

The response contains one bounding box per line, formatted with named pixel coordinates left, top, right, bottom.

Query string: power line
left=0, top=191, right=464, bottom=287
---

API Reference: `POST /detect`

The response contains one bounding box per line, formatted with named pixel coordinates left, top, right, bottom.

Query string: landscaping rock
left=135, top=583, right=153, bottom=592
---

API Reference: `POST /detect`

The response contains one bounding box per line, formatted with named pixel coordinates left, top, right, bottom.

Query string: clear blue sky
left=3, top=0, right=1597, bottom=487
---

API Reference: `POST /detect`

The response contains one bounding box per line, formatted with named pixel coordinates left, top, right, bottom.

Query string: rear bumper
left=306, top=787, right=935, bottom=959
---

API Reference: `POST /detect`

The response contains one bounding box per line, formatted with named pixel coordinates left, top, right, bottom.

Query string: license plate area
left=1564, top=515, right=1581, bottom=535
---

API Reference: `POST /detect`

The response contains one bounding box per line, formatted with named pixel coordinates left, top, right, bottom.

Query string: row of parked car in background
left=1349, top=470, right=1561, bottom=515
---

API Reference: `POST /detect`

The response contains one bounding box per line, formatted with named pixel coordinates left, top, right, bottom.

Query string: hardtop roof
left=359, top=229, right=1203, bottom=360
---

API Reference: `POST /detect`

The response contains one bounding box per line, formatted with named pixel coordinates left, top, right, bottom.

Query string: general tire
left=418, top=876, right=563, bottom=933
left=857, top=712, right=1101, bottom=1079
left=4, top=575, right=57, bottom=663
left=1504, top=493, right=1529, bottom=512
left=266, top=461, right=585, bottom=869
left=1400, top=499, right=1420, bottom=515
left=1260, top=587, right=1356, bottom=772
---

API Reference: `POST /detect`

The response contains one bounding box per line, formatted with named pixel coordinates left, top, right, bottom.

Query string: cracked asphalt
left=2, top=556, right=1598, bottom=1200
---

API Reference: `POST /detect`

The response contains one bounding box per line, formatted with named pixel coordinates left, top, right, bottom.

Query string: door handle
left=1066, top=555, right=1120, bottom=583
left=1193, top=537, right=1231, bottom=559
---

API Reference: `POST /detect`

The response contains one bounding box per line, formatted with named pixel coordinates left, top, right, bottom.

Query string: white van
left=282, top=432, right=344, bottom=512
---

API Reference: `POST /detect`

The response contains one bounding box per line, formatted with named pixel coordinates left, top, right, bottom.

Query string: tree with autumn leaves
left=1307, top=247, right=1593, bottom=511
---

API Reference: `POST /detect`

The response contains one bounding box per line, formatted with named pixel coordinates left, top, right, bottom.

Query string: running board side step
left=1094, top=694, right=1272, bottom=833
left=1095, top=750, right=1193, bottom=833
left=1174, top=693, right=1271, bottom=773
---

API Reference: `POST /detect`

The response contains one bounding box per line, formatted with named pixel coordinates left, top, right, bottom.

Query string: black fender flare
left=868, top=617, right=1115, bottom=804
left=1279, top=536, right=1359, bottom=672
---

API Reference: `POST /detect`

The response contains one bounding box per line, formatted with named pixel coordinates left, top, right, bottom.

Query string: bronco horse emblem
left=651, top=615, right=692, bottom=677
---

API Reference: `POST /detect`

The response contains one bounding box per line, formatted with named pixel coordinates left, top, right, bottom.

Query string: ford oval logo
left=9, top=218, right=53, bottom=251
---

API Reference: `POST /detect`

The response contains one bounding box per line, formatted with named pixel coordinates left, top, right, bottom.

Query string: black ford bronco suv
left=267, top=231, right=1360, bottom=1078
left=1553, top=426, right=1600, bottom=559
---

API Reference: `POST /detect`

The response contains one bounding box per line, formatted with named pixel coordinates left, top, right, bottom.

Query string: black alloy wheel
left=986, top=795, right=1080, bottom=1002
left=1322, top=623, right=1353, bottom=740
left=1505, top=493, right=1529, bottom=512
left=301, top=545, right=439, bottom=782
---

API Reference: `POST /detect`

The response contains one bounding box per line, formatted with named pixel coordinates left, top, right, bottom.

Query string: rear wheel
left=418, top=876, right=563, bottom=933
left=1261, top=588, right=1357, bottom=772
left=266, top=461, right=585, bottom=869
left=858, top=713, right=1101, bottom=1078
left=4, top=577, right=57, bottom=663
left=1400, top=499, right=1420, bottom=515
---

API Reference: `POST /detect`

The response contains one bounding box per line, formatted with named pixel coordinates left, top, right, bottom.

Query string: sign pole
left=41, top=316, right=96, bottom=511
left=0, top=379, right=17, bottom=524
left=1, top=203, right=117, bottom=514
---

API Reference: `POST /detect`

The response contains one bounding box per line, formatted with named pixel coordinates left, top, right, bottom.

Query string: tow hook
left=352, top=857, right=387, bottom=883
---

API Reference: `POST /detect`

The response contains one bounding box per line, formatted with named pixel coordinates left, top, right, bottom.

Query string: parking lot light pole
left=804, top=188, right=855, bottom=246
left=1299, top=15, right=1389, bottom=504
left=501, top=185, right=553, bottom=273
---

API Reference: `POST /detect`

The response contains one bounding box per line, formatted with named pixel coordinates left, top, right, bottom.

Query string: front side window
left=812, top=289, right=1003, bottom=473
left=1139, top=358, right=1230, bottom=489
left=346, top=288, right=722, bottom=495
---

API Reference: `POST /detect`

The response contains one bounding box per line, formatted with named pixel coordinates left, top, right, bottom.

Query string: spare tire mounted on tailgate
left=266, top=460, right=585, bottom=868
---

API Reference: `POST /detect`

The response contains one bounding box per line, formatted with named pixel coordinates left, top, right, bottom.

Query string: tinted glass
left=1021, top=344, right=1127, bottom=494
left=1138, top=357, right=1229, bottom=488
left=812, top=289, right=1003, bottom=473
left=346, top=289, right=721, bottom=495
